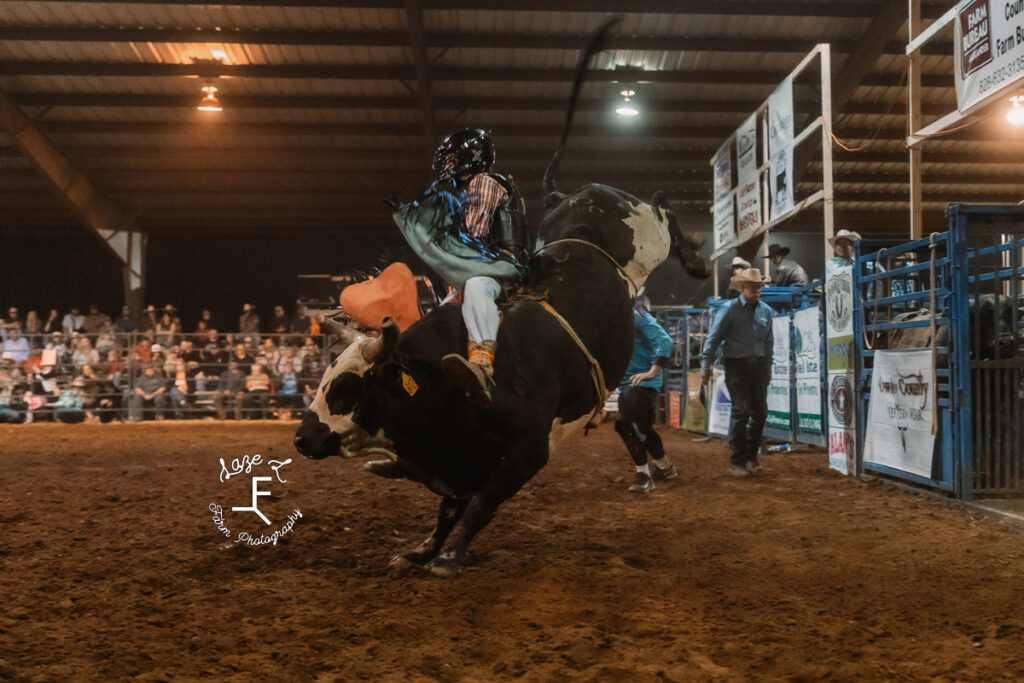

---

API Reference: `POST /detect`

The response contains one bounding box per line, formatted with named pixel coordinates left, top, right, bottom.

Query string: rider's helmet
left=432, top=128, right=495, bottom=183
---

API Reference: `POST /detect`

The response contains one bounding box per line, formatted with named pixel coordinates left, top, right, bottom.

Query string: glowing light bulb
left=1007, top=96, right=1024, bottom=126
left=197, top=85, right=223, bottom=112
left=616, top=89, right=639, bottom=118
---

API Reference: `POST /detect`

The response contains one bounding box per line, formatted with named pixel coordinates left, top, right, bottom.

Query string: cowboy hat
left=730, top=267, right=771, bottom=290
left=730, top=256, right=751, bottom=269
left=828, top=228, right=863, bottom=246
left=767, top=243, right=790, bottom=258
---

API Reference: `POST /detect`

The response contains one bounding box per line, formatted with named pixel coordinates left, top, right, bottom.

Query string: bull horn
left=324, top=317, right=363, bottom=346
left=361, top=317, right=400, bottom=363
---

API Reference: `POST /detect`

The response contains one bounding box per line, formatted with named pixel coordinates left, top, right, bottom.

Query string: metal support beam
left=405, top=0, right=436, bottom=159
left=0, top=88, right=145, bottom=311
left=908, top=0, right=924, bottom=240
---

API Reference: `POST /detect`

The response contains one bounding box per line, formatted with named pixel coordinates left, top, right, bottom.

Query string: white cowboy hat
left=828, top=228, right=863, bottom=246
left=730, top=256, right=751, bottom=268
left=729, top=267, right=771, bottom=290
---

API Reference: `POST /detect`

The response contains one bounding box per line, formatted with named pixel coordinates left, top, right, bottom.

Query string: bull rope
left=533, top=237, right=641, bottom=297
left=535, top=300, right=609, bottom=428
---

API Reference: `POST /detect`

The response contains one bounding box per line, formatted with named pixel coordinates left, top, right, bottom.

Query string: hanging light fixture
left=1007, top=95, right=1024, bottom=126
left=615, top=89, right=639, bottom=117
left=197, top=85, right=223, bottom=113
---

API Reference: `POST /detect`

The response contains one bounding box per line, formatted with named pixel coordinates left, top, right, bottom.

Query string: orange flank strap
left=468, top=348, right=494, bottom=364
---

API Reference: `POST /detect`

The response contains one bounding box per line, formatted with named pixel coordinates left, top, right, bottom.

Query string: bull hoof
left=425, top=555, right=461, bottom=577
left=364, top=459, right=404, bottom=479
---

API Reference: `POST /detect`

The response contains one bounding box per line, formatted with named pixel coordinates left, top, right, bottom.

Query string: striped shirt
left=460, top=174, right=507, bottom=240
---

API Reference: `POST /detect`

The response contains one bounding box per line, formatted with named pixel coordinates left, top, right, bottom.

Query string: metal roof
left=0, top=0, right=1021, bottom=239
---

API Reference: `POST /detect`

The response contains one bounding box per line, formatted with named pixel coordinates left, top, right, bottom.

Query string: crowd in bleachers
left=0, top=302, right=334, bottom=424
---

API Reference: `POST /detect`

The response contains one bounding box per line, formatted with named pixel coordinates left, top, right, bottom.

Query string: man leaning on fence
left=701, top=267, right=774, bottom=478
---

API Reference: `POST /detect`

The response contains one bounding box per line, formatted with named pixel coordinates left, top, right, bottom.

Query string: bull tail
left=543, top=16, right=620, bottom=196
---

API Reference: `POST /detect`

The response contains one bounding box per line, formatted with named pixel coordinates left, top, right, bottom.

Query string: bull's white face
left=295, top=335, right=395, bottom=460
left=621, top=201, right=672, bottom=296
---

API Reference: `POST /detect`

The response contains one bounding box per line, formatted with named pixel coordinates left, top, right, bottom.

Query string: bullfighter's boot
left=442, top=340, right=496, bottom=407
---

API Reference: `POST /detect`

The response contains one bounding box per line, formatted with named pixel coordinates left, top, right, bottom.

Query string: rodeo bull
left=294, top=181, right=709, bottom=576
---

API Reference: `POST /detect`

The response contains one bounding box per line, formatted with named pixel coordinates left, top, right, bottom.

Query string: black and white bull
left=294, top=185, right=708, bottom=576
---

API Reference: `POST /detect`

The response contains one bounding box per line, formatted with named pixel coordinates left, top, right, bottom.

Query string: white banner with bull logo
left=766, top=314, right=792, bottom=431
left=825, top=265, right=855, bottom=475
left=954, top=0, right=1024, bottom=113
left=864, top=349, right=936, bottom=479
left=794, top=306, right=823, bottom=435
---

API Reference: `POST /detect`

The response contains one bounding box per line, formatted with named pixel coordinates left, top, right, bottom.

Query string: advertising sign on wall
left=713, top=196, right=735, bottom=252
left=794, top=306, right=823, bottom=435
left=766, top=314, right=792, bottom=431
left=767, top=77, right=794, bottom=219
left=825, top=264, right=856, bottom=475
left=735, top=113, right=761, bottom=239
left=954, top=0, right=1024, bottom=113
left=863, top=349, right=936, bottom=479
left=682, top=370, right=707, bottom=432
left=714, top=140, right=732, bottom=203
left=707, top=371, right=732, bottom=437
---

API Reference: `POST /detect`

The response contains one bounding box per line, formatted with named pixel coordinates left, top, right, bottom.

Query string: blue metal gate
left=854, top=204, right=1024, bottom=500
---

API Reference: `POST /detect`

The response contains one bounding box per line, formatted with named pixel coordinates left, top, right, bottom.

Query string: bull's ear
left=324, top=372, right=363, bottom=416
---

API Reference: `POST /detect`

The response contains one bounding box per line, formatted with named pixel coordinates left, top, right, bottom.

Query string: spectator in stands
left=302, top=351, right=326, bottom=409
left=260, top=338, right=281, bottom=369
left=243, top=359, right=272, bottom=419
left=270, top=305, right=291, bottom=335
left=196, top=307, right=216, bottom=334
left=102, top=349, right=127, bottom=396
left=131, top=337, right=152, bottom=366
left=164, top=305, right=182, bottom=331
left=275, top=364, right=304, bottom=418
left=299, top=336, right=320, bottom=362
left=239, top=304, right=260, bottom=341
left=230, top=343, right=254, bottom=373
left=141, top=305, right=159, bottom=336
left=129, top=366, right=169, bottom=421
left=83, top=304, right=111, bottom=337
left=80, top=364, right=115, bottom=423
left=71, top=335, right=100, bottom=370
left=43, top=309, right=60, bottom=335
left=726, top=256, right=751, bottom=299
left=23, top=310, right=42, bottom=346
left=169, top=359, right=203, bottom=419
left=292, top=305, right=311, bottom=336
left=54, top=378, right=87, bottom=424
left=95, top=331, right=117, bottom=357
left=214, top=360, right=247, bottom=420
left=62, top=306, right=85, bottom=335
left=2, top=324, right=30, bottom=363
left=1, top=306, right=20, bottom=341
left=768, top=243, right=808, bottom=287
left=277, top=344, right=302, bottom=376
left=115, top=305, right=137, bottom=333
left=201, top=332, right=228, bottom=376
left=179, top=338, right=201, bottom=365
left=309, top=314, right=322, bottom=338
left=154, top=312, right=178, bottom=348
left=46, top=332, right=69, bottom=369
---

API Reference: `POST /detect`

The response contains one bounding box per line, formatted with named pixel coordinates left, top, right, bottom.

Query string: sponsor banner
left=767, top=77, right=795, bottom=219
left=766, top=314, right=792, bottom=430
left=955, top=0, right=1024, bottom=113
left=669, top=390, right=681, bottom=428
left=826, top=265, right=856, bottom=474
left=864, top=349, right=937, bottom=479
left=794, top=306, right=823, bottom=434
left=682, top=370, right=707, bottom=432
left=707, top=370, right=731, bottom=436
left=735, top=114, right=761, bottom=238
left=713, top=196, right=735, bottom=252
left=714, top=140, right=732, bottom=203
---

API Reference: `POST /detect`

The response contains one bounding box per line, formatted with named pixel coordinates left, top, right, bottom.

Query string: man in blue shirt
left=701, top=268, right=774, bottom=477
left=615, top=301, right=679, bottom=493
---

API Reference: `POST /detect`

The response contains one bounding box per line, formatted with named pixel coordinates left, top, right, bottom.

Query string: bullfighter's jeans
left=615, top=385, right=664, bottom=466
left=723, top=356, right=771, bottom=467
left=462, top=276, right=501, bottom=343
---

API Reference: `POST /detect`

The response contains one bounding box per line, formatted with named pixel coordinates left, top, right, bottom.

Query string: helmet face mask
left=432, top=128, right=495, bottom=183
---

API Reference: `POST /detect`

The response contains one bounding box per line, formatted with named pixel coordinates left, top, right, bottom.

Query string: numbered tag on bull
left=401, top=371, right=419, bottom=397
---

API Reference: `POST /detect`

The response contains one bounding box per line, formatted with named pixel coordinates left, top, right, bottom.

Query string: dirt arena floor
left=3, top=422, right=1024, bottom=682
